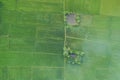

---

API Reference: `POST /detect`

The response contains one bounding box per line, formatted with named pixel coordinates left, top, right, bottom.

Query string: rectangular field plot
left=17, top=11, right=40, bottom=24
left=86, top=15, right=111, bottom=41
left=111, top=42, right=120, bottom=59
left=66, top=38, right=83, bottom=51
left=100, top=0, right=120, bottom=16
left=23, top=0, right=63, bottom=3
left=35, top=39, right=64, bottom=54
left=0, top=0, right=16, bottom=10
left=0, top=52, right=64, bottom=67
left=32, top=68, right=64, bottom=80
left=0, top=67, right=64, bottom=80
left=111, top=30, right=120, bottom=42
left=91, top=15, right=111, bottom=30
left=0, top=67, right=31, bottom=80
left=36, top=29, right=64, bottom=40
left=9, top=24, right=36, bottom=39
left=0, top=67, right=8, bottom=80
left=0, top=37, right=9, bottom=51
left=8, top=68, right=31, bottom=80
left=2, top=10, right=17, bottom=24
left=111, top=17, right=120, bottom=42
left=9, top=38, right=35, bottom=52
left=17, top=12, right=64, bottom=25
left=66, top=26, right=88, bottom=39
left=50, top=13, right=64, bottom=25
left=64, top=65, right=84, bottom=80
left=87, top=29, right=110, bottom=41
left=65, top=0, right=101, bottom=14
left=17, top=1, right=63, bottom=12
left=37, top=24, right=64, bottom=31
left=83, top=39, right=110, bottom=55
left=0, top=23, right=9, bottom=36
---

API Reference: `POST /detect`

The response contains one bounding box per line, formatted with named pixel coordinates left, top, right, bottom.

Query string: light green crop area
left=100, top=0, right=120, bottom=16
left=0, top=0, right=120, bottom=80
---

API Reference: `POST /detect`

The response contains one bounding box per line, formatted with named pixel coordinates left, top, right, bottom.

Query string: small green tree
left=63, top=46, right=85, bottom=65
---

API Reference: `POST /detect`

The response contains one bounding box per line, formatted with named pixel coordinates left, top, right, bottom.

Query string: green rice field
left=0, top=0, right=120, bottom=80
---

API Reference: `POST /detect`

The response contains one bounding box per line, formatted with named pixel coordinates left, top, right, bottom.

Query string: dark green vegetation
left=0, top=0, right=64, bottom=80
left=0, top=0, right=120, bottom=80
left=63, top=46, right=85, bottom=64
left=0, top=2, right=3, bottom=23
